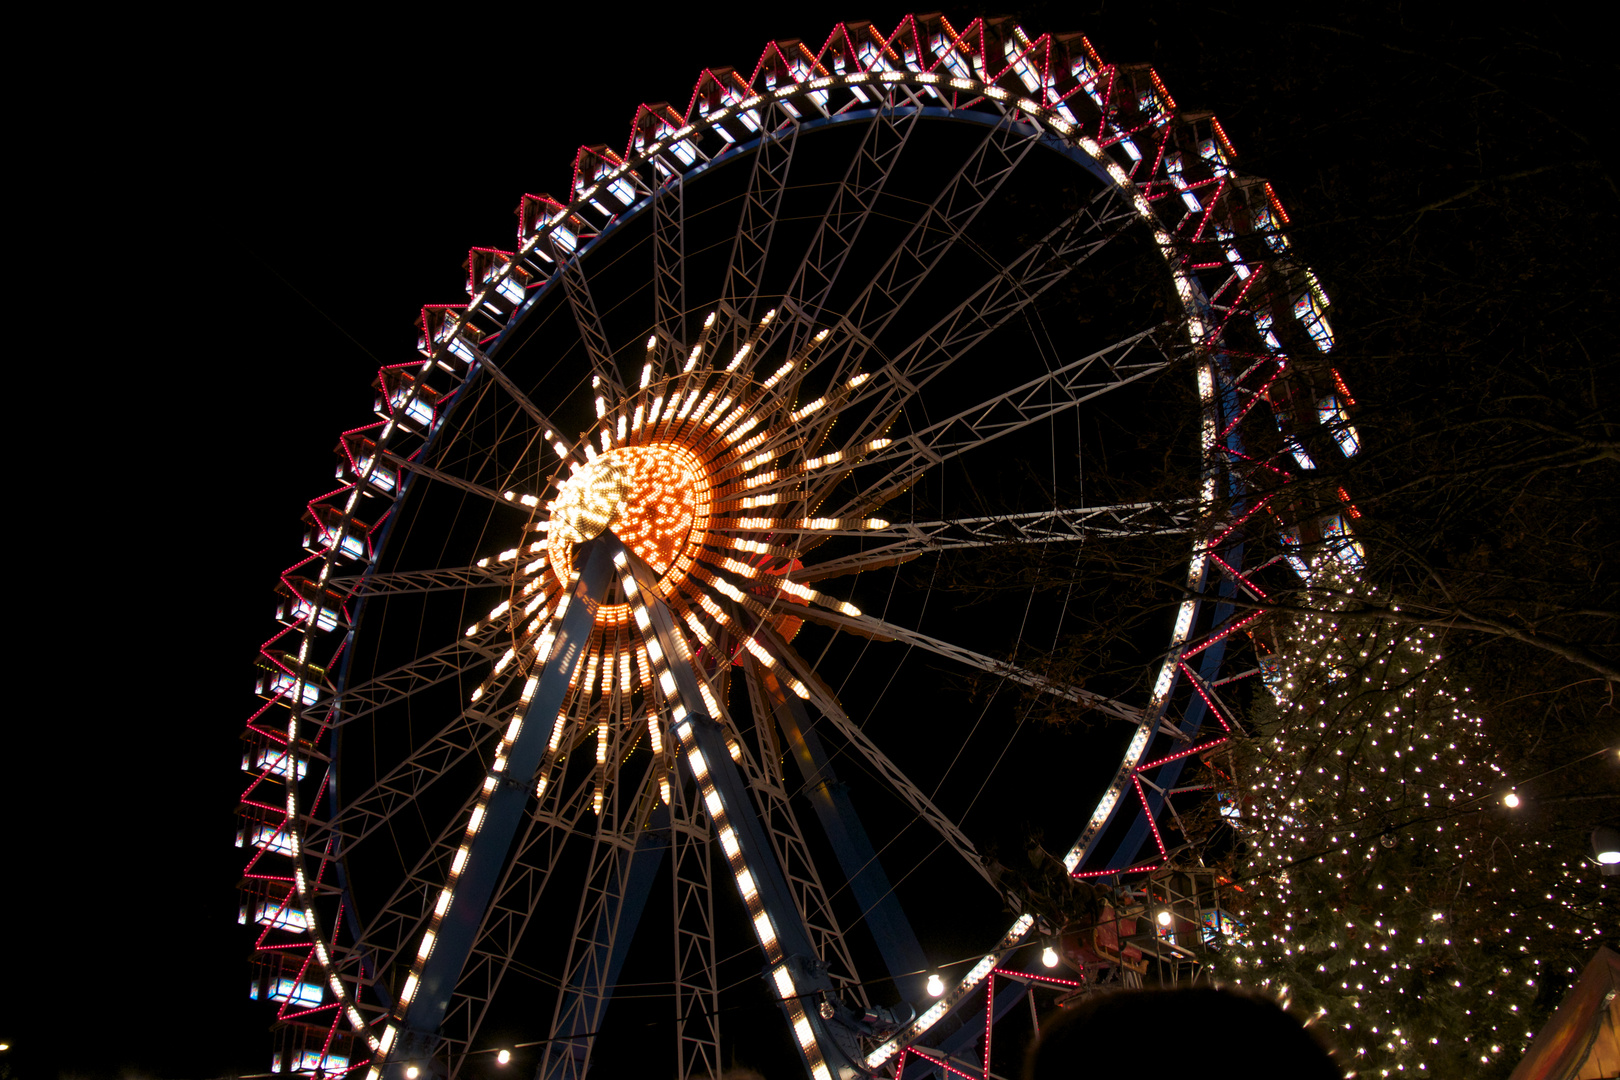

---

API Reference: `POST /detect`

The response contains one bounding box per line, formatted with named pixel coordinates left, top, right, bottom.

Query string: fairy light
left=1213, top=556, right=1601, bottom=1074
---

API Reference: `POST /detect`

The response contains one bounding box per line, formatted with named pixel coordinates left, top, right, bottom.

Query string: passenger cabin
left=335, top=429, right=397, bottom=495
left=373, top=365, right=444, bottom=433
left=275, top=576, right=346, bottom=632
left=416, top=304, right=478, bottom=370
left=255, top=650, right=330, bottom=708
left=466, top=246, right=533, bottom=318
left=302, top=504, right=371, bottom=563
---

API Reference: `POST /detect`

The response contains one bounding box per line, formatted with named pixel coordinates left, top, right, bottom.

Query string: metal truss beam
left=783, top=103, right=924, bottom=337
left=324, top=782, right=488, bottom=1010
left=738, top=657, right=869, bottom=1004
left=653, top=169, right=687, bottom=348
left=328, top=564, right=507, bottom=600
left=822, top=325, right=1179, bottom=521
left=668, top=774, right=721, bottom=1080
left=809, top=189, right=1140, bottom=465
left=380, top=452, right=517, bottom=508
left=785, top=503, right=1197, bottom=583
left=619, top=548, right=865, bottom=1080
left=556, top=246, right=628, bottom=400
left=720, top=121, right=800, bottom=322
left=532, top=765, right=667, bottom=1080
left=883, top=189, right=1142, bottom=391
left=751, top=624, right=1003, bottom=899
left=468, top=348, right=576, bottom=455
left=310, top=687, right=501, bottom=860
left=323, top=626, right=503, bottom=730
left=839, top=112, right=1041, bottom=365
left=750, top=653, right=930, bottom=1004
left=399, top=539, right=616, bottom=1040
left=440, top=757, right=618, bottom=1071
left=781, top=610, right=1143, bottom=726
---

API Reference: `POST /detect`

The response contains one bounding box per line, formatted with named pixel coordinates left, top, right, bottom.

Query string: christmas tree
left=1215, top=559, right=1610, bottom=1077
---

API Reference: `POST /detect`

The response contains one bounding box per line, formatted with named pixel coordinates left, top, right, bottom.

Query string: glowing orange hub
left=546, top=443, right=713, bottom=624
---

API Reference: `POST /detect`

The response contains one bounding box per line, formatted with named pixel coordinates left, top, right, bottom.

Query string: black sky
left=10, top=6, right=1601, bottom=1079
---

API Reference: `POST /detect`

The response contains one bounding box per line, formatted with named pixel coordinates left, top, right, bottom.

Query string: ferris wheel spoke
left=557, top=250, right=628, bottom=399
left=837, top=112, right=1043, bottom=364
left=817, top=325, right=1180, bottom=520
left=652, top=169, right=688, bottom=349
left=466, top=346, right=578, bottom=458
left=786, top=503, right=1198, bottom=583
left=780, top=104, right=925, bottom=340
left=379, top=451, right=523, bottom=508
left=880, top=188, right=1142, bottom=391
left=455, top=753, right=659, bottom=1076
left=327, top=563, right=507, bottom=600
left=331, top=784, right=490, bottom=992
left=734, top=656, right=869, bottom=1003
left=325, top=628, right=504, bottom=730
left=771, top=187, right=1140, bottom=465
left=749, top=624, right=1004, bottom=899
left=783, top=607, right=1144, bottom=726
left=720, top=121, right=800, bottom=321
left=308, top=682, right=510, bottom=858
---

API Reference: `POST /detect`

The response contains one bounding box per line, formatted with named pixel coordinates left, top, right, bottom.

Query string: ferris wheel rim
left=239, top=16, right=1348, bottom=1078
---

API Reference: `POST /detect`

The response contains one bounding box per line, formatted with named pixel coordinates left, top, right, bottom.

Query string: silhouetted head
left=1024, top=987, right=1340, bottom=1080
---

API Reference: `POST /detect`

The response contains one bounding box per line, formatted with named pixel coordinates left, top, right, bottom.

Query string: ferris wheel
left=236, top=14, right=1357, bottom=1080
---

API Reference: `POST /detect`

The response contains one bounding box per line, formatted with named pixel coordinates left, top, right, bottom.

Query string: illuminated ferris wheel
left=237, top=14, right=1359, bottom=1080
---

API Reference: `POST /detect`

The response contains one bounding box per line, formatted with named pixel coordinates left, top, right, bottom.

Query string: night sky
left=9, top=7, right=1601, bottom=1080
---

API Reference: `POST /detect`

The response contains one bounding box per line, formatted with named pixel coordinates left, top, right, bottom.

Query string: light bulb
left=406, top=1069, right=420, bottom=1079
left=1157, top=910, right=1173, bottom=927
left=926, top=973, right=945, bottom=997
left=497, top=1050, right=511, bottom=1065
left=1503, top=791, right=1521, bottom=808
left=1041, top=946, right=1059, bottom=968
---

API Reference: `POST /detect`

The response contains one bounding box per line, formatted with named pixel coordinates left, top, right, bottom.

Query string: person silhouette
left=1023, top=987, right=1341, bottom=1080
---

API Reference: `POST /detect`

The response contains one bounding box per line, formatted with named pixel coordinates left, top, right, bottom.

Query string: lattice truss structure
left=234, top=13, right=1366, bottom=1080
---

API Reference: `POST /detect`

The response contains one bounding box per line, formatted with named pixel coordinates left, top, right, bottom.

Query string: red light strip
left=1095, top=66, right=1116, bottom=140
left=1145, top=124, right=1172, bottom=189
left=1206, top=266, right=1269, bottom=348
left=1131, top=774, right=1169, bottom=858
left=1179, top=611, right=1263, bottom=660
left=983, top=978, right=994, bottom=1079
left=906, top=1048, right=981, bottom=1080
left=1135, top=736, right=1229, bottom=773
left=1211, top=489, right=1281, bottom=546
left=1207, top=550, right=1268, bottom=599
left=1190, top=176, right=1227, bottom=242
left=1218, top=440, right=1296, bottom=479
left=1072, top=860, right=1162, bottom=880
left=279, top=1001, right=341, bottom=1023
left=1177, top=662, right=1235, bottom=733
left=992, top=967, right=1082, bottom=988
left=1218, top=365, right=1283, bottom=439
left=314, top=1008, right=343, bottom=1076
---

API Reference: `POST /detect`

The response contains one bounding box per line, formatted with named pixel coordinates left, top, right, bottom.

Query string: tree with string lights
left=1210, top=557, right=1612, bottom=1078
